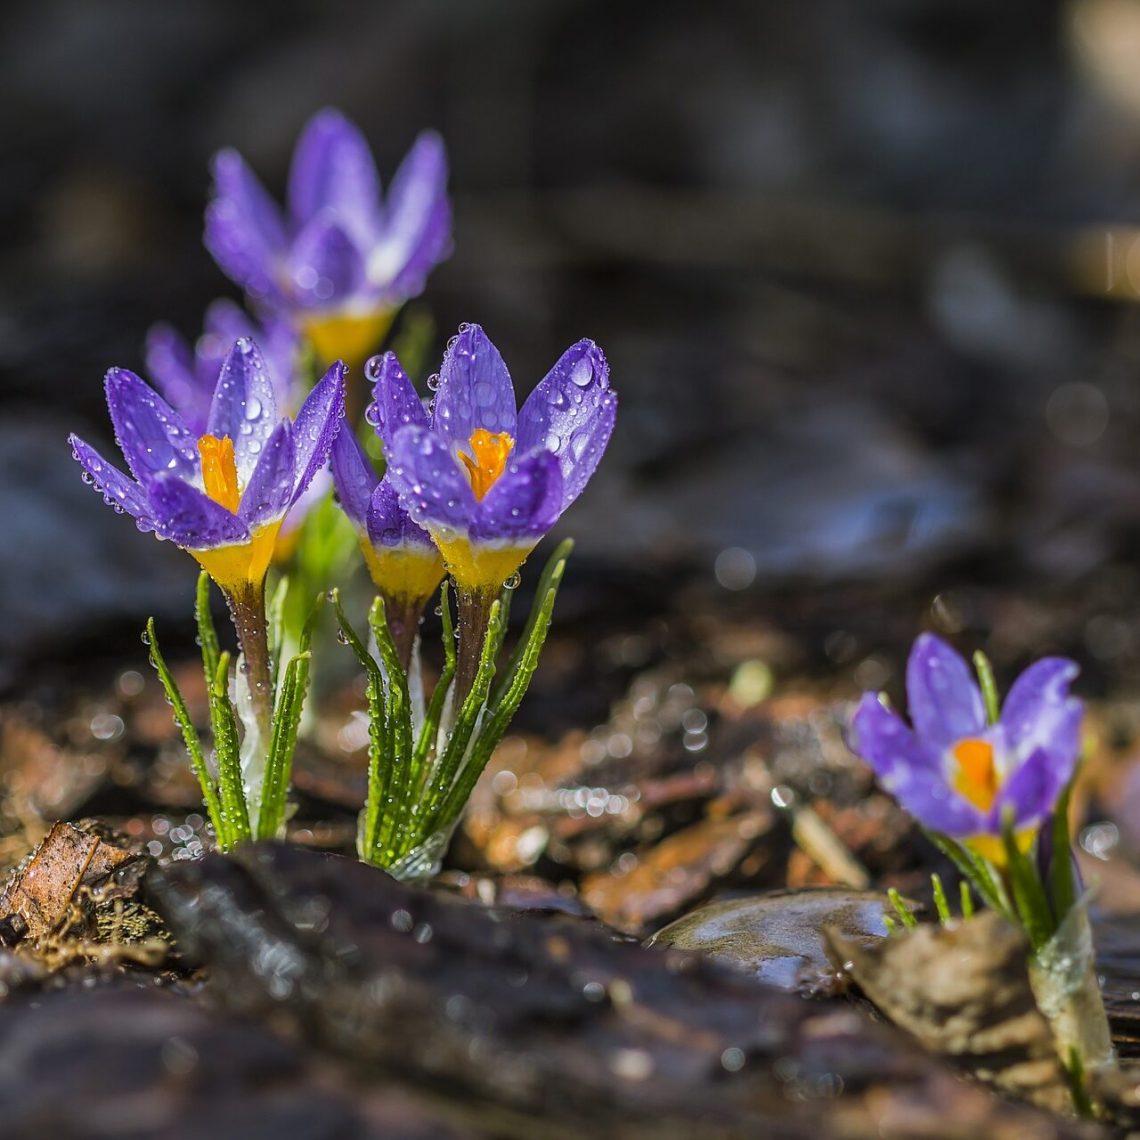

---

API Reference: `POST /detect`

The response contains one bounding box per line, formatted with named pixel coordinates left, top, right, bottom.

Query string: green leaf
left=972, top=650, right=1000, bottom=726
left=490, top=539, right=572, bottom=708
left=332, top=590, right=391, bottom=864
left=145, top=617, right=225, bottom=845
left=960, top=879, right=974, bottom=919
left=256, top=650, right=310, bottom=840
left=888, top=888, right=917, bottom=929
left=207, top=649, right=251, bottom=848
left=414, top=593, right=506, bottom=850
left=367, top=595, right=415, bottom=854
left=195, top=571, right=220, bottom=682
left=1001, top=810, right=1054, bottom=951
left=1050, top=775, right=1079, bottom=925
left=257, top=592, right=322, bottom=840
left=1065, top=1047, right=1094, bottom=1118
left=930, top=872, right=951, bottom=924
left=433, top=542, right=571, bottom=835
left=925, top=830, right=1014, bottom=922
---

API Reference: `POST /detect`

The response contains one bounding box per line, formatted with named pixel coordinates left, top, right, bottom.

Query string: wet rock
left=827, top=912, right=1073, bottom=1115
left=646, top=888, right=895, bottom=998
left=1089, top=911, right=1140, bottom=1059
left=146, top=843, right=1094, bottom=1138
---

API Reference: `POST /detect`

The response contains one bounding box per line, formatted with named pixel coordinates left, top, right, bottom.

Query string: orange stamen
left=198, top=434, right=241, bottom=513
left=460, top=429, right=513, bottom=500
left=952, top=738, right=998, bottom=812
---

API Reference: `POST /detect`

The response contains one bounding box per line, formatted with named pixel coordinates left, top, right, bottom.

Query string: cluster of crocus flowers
left=368, top=323, right=617, bottom=695
left=69, top=339, right=345, bottom=742
left=206, top=108, right=451, bottom=372
left=67, top=107, right=616, bottom=880
left=851, top=633, right=1082, bottom=865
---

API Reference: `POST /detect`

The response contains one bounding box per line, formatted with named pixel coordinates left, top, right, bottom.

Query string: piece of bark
left=0, top=985, right=462, bottom=1140
left=826, top=912, right=1073, bottom=1114
left=147, top=843, right=1099, bottom=1139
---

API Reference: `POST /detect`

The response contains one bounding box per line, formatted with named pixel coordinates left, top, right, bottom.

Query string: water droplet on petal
left=571, top=359, right=594, bottom=387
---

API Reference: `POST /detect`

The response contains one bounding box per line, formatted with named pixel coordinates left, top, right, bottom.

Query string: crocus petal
left=473, top=448, right=564, bottom=541
left=386, top=424, right=478, bottom=533
left=287, top=109, right=382, bottom=246
left=905, top=633, right=986, bottom=752
left=369, top=130, right=452, bottom=298
left=288, top=214, right=364, bottom=309
left=205, top=150, right=288, bottom=305
left=147, top=478, right=248, bottom=550
left=516, top=339, right=617, bottom=510
left=291, top=362, right=346, bottom=503
left=432, top=324, right=517, bottom=447
left=366, top=479, right=436, bottom=549
left=205, top=301, right=298, bottom=416
left=104, top=368, right=198, bottom=483
left=850, top=693, right=984, bottom=835
left=1000, top=657, right=1082, bottom=765
left=330, top=423, right=378, bottom=529
left=69, top=434, right=154, bottom=528
left=239, top=420, right=296, bottom=529
left=990, top=743, right=1076, bottom=833
left=206, top=339, right=278, bottom=484
left=144, top=325, right=212, bottom=436
left=367, top=351, right=430, bottom=452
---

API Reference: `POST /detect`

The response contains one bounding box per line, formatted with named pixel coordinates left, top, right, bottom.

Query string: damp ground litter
left=12, top=3, right=1140, bottom=1137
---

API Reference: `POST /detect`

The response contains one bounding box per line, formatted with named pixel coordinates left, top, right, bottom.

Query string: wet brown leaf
left=0, top=821, right=133, bottom=941
left=826, top=912, right=1073, bottom=1114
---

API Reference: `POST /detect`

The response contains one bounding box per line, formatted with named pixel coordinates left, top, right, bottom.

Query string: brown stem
left=224, top=579, right=274, bottom=746
left=454, top=587, right=495, bottom=706
left=383, top=593, right=424, bottom=674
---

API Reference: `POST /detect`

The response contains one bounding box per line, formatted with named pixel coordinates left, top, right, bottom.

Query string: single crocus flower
left=850, top=633, right=1082, bottom=864
left=205, top=108, right=451, bottom=372
left=375, top=324, right=616, bottom=696
left=330, top=424, right=444, bottom=667
left=69, top=338, right=344, bottom=737
left=145, top=300, right=324, bottom=560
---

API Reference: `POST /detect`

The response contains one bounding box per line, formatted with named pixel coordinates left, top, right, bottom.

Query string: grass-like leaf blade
left=146, top=617, right=225, bottom=845
left=332, top=590, right=390, bottom=863
left=208, top=650, right=251, bottom=847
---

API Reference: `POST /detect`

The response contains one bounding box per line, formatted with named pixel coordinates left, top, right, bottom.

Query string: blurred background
left=7, top=0, right=1140, bottom=695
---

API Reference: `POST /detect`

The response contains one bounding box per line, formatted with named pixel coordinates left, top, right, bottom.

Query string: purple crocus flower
left=374, top=323, right=617, bottom=595
left=144, top=300, right=327, bottom=553
left=205, top=108, right=451, bottom=369
left=69, top=338, right=344, bottom=596
left=330, top=425, right=444, bottom=665
left=850, top=633, right=1082, bottom=863
left=145, top=299, right=300, bottom=436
